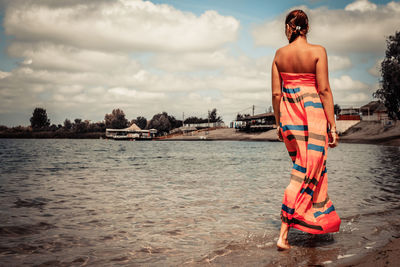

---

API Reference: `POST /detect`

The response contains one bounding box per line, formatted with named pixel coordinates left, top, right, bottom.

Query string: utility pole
left=252, top=105, right=255, bottom=116
left=208, top=110, right=210, bottom=128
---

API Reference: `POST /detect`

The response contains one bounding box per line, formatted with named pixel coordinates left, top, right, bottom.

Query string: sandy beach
left=339, top=121, right=400, bottom=146
left=160, top=121, right=400, bottom=146
left=160, top=127, right=278, bottom=142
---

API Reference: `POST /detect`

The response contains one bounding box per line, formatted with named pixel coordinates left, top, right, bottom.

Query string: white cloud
left=8, top=42, right=140, bottom=73
left=329, top=75, right=375, bottom=106
left=4, top=0, right=239, bottom=53
left=331, top=75, right=368, bottom=91
left=151, top=50, right=237, bottom=72
left=108, top=87, right=166, bottom=100
left=0, top=71, right=11, bottom=79
left=328, top=55, right=352, bottom=71
left=368, top=58, right=382, bottom=77
left=344, top=92, right=369, bottom=102
left=252, top=0, right=400, bottom=54
left=0, top=0, right=385, bottom=126
left=345, top=0, right=377, bottom=12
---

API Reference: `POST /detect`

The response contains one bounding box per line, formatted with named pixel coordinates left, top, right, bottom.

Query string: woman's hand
left=328, top=127, right=339, bottom=148
left=277, top=126, right=283, bottom=142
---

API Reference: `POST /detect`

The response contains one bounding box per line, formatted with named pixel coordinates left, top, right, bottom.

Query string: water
left=0, top=139, right=399, bottom=266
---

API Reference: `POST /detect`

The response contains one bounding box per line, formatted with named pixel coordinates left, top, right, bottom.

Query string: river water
left=0, top=139, right=399, bottom=266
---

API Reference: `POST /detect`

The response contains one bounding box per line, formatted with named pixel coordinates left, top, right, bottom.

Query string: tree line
left=0, top=107, right=223, bottom=138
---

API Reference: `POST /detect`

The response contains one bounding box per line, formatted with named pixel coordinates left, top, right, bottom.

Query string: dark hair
left=285, top=10, right=309, bottom=43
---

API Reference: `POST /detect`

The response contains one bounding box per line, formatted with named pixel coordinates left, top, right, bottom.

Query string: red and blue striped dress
left=279, top=72, right=341, bottom=234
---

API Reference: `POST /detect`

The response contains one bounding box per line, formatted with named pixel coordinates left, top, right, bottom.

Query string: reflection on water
left=0, top=139, right=399, bottom=266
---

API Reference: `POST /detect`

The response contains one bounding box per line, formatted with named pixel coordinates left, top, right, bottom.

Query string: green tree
left=167, top=114, right=182, bottom=129
left=148, top=112, right=171, bottom=134
left=132, top=116, right=147, bottom=129
left=30, top=107, right=50, bottom=129
left=236, top=113, right=250, bottom=120
left=184, top=116, right=207, bottom=124
left=105, top=109, right=129, bottom=129
left=373, top=31, right=400, bottom=120
left=88, top=121, right=106, bottom=132
left=63, top=119, right=72, bottom=130
left=209, top=108, right=223, bottom=123
left=73, top=119, right=89, bottom=133
left=334, top=104, right=341, bottom=116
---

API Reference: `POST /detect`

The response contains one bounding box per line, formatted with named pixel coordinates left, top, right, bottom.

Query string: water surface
left=0, top=139, right=399, bottom=266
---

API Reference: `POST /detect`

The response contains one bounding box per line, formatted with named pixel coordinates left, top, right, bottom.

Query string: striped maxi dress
left=279, top=72, right=341, bottom=234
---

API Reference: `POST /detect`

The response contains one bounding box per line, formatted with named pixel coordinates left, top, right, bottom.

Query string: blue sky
left=0, top=0, right=399, bottom=126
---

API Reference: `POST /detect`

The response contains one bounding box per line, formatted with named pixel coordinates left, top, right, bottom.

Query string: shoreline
left=1, top=121, right=400, bottom=146
left=335, top=237, right=400, bottom=267
left=158, top=125, right=400, bottom=146
left=189, top=236, right=400, bottom=266
left=1, top=134, right=399, bottom=146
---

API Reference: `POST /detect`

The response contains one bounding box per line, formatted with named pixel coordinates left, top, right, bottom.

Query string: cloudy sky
left=0, top=0, right=399, bottom=126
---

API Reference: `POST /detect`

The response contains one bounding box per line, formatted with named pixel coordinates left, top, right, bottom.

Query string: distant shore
left=160, top=121, right=400, bottom=146
left=1, top=121, right=399, bottom=146
left=0, top=131, right=105, bottom=139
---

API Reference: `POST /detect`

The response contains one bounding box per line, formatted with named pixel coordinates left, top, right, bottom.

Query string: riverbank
left=160, top=121, right=400, bottom=146
left=159, top=127, right=278, bottom=142
left=339, top=121, right=400, bottom=146
left=1, top=121, right=399, bottom=146
left=0, top=130, right=105, bottom=139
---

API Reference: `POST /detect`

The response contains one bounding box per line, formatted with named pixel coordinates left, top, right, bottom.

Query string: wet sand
left=160, top=128, right=279, bottom=141
left=342, top=238, right=400, bottom=267
left=184, top=225, right=400, bottom=267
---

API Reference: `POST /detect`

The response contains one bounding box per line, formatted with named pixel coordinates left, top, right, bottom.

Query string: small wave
left=0, top=222, right=56, bottom=237
left=14, top=197, right=51, bottom=209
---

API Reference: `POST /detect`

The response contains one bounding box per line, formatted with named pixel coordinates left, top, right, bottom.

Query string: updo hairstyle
left=285, top=10, right=309, bottom=43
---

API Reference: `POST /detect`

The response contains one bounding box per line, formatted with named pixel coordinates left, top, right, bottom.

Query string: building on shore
left=106, top=123, right=157, bottom=140
left=337, top=101, right=389, bottom=121
left=337, top=107, right=361, bottom=120
left=360, top=101, right=388, bottom=121
left=233, top=112, right=276, bottom=132
left=335, top=100, right=391, bottom=133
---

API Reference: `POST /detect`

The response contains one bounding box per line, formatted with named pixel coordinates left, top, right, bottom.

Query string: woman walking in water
left=271, top=10, right=341, bottom=250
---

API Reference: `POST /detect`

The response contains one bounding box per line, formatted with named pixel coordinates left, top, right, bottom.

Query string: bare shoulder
left=274, top=45, right=290, bottom=59
left=274, top=47, right=284, bottom=57
left=309, top=44, right=327, bottom=56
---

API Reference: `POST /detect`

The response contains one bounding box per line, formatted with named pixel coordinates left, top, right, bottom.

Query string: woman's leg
left=277, top=222, right=291, bottom=250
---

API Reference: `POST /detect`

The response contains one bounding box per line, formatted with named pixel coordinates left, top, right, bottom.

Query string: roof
left=125, top=123, right=141, bottom=131
left=360, top=101, right=387, bottom=112
left=106, top=123, right=145, bottom=132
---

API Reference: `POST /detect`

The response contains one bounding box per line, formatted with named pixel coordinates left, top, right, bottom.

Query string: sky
left=0, top=0, right=399, bottom=126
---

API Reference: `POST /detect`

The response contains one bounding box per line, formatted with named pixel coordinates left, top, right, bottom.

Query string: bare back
left=274, top=41, right=322, bottom=74
left=271, top=37, right=330, bottom=98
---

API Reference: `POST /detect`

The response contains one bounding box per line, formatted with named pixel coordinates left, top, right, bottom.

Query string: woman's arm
left=315, top=46, right=336, bottom=130
left=315, top=46, right=338, bottom=147
left=271, top=53, right=282, bottom=127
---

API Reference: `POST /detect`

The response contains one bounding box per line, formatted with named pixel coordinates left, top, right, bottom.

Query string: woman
left=271, top=9, right=341, bottom=250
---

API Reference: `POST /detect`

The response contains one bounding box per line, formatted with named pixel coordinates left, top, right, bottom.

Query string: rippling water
left=0, top=139, right=399, bottom=266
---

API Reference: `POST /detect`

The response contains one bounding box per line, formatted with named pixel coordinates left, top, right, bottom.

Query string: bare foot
left=277, top=237, right=291, bottom=251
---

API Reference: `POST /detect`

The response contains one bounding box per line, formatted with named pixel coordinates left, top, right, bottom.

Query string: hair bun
left=285, top=9, right=309, bottom=43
